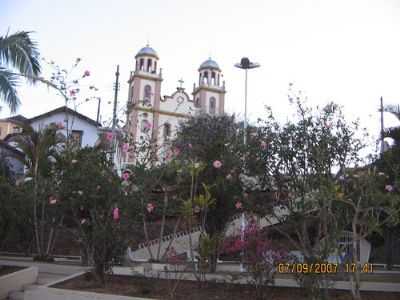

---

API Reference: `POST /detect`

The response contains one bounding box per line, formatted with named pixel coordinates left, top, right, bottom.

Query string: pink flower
left=105, top=132, right=113, bottom=141
left=166, top=150, right=173, bottom=160
left=146, top=202, right=155, bottom=213
left=173, top=147, right=181, bottom=156
left=260, top=141, right=268, bottom=150
left=69, top=90, right=76, bottom=96
left=80, top=219, right=86, bottom=224
left=385, top=185, right=394, bottom=192
left=235, top=201, right=242, bottom=209
left=122, top=172, right=130, bottom=181
left=188, top=143, right=193, bottom=149
left=113, top=207, right=120, bottom=221
left=143, top=121, right=152, bottom=130
left=122, top=143, right=130, bottom=153
left=49, top=196, right=57, bottom=205
left=83, top=70, right=90, bottom=77
left=213, top=160, right=222, bottom=169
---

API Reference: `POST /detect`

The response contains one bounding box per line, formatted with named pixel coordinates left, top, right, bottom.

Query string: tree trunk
left=33, top=160, right=42, bottom=257
left=351, top=217, right=361, bottom=300
left=156, top=191, right=168, bottom=260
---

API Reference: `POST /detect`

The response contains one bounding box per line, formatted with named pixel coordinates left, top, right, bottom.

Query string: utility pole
left=380, top=96, right=384, bottom=156
left=96, top=97, right=102, bottom=124
left=111, top=65, right=120, bottom=163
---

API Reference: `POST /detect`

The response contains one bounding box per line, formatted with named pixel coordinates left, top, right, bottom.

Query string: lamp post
left=235, top=57, right=260, bottom=272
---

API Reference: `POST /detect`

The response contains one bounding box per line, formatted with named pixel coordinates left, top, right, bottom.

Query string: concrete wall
left=0, top=266, right=38, bottom=299
left=25, top=282, right=155, bottom=300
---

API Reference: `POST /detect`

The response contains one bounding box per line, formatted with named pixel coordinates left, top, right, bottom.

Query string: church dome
left=135, top=45, right=159, bottom=59
left=199, top=58, right=221, bottom=71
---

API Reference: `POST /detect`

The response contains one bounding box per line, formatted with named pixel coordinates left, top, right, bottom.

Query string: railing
left=137, top=225, right=203, bottom=249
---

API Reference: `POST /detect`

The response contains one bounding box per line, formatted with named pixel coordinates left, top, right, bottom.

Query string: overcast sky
left=1, top=0, right=400, bottom=152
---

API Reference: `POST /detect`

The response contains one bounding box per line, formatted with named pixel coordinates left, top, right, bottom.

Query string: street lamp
left=235, top=57, right=260, bottom=145
left=235, top=57, right=260, bottom=272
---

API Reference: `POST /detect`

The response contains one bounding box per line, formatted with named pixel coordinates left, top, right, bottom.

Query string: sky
left=1, top=0, right=400, bottom=153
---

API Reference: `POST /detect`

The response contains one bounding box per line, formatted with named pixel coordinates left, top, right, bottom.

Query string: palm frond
left=0, top=67, right=20, bottom=112
left=0, top=31, right=41, bottom=82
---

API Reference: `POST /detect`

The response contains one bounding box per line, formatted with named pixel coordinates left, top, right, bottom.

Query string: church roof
left=199, top=58, right=221, bottom=71
left=135, top=45, right=159, bottom=59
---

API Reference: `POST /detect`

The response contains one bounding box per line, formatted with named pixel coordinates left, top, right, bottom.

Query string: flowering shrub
left=222, top=223, right=289, bottom=299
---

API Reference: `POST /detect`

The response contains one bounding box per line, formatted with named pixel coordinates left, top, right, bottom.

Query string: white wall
left=30, top=112, right=99, bottom=147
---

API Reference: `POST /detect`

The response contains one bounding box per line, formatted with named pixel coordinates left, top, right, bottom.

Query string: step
left=8, top=290, right=24, bottom=300
left=23, top=284, right=40, bottom=291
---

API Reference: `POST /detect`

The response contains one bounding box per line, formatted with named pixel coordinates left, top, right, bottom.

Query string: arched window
left=209, top=97, right=216, bottom=115
left=211, top=72, right=216, bottom=85
left=139, top=59, right=144, bottom=71
left=144, top=85, right=152, bottom=105
left=195, top=97, right=201, bottom=108
left=203, top=71, right=208, bottom=85
left=163, top=123, right=171, bottom=140
left=147, top=59, right=152, bottom=72
left=154, top=61, right=157, bottom=73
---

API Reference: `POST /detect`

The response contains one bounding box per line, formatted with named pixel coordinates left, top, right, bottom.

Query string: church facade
left=124, top=45, right=226, bottom=164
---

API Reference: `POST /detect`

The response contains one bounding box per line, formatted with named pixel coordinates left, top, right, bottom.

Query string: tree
left=336, top=168, right=399, bottom=300
left=57, top=147, right=129, bottom=286
left=0, top=31, right=40, bottom=112
left=255, top=98, right=365, bottom=300
left=172, top=114, right=265, bottom=271
left=11, top=123, right=64, bottom=260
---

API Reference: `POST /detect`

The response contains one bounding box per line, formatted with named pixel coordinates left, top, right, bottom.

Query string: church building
left=124, top=45, right=226, bottom=163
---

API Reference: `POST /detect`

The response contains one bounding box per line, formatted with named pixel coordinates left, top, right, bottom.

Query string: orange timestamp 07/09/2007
left=277, top=263, right=374, bottom=274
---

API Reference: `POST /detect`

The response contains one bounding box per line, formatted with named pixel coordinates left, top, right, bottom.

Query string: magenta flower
left=105, top=132, right=113, bottom=141
left=235, top=201, right=243, bottom=209
left=146, top=202, right=155, bottom=213
left=213, top=160, right=222, bottom=169
left=122, top=172, right=130, bottom=181
left=83, top=70, right=90, bottom=77
left=122, top=143, right=130, bottom=153
left=260, top=141, right=268, bottom=150
left=385, top=185, right=394, bottom=192
left=113, top=207, right=120, bottom=221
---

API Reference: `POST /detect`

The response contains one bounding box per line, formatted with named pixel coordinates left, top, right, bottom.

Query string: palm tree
left=0, top=31, right=41, bottom=113
left=10, top=124, right=64, bottom=259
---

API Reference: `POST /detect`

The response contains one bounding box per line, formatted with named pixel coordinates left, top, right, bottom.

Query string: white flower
left=78, top=190, right=83, bottom=195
